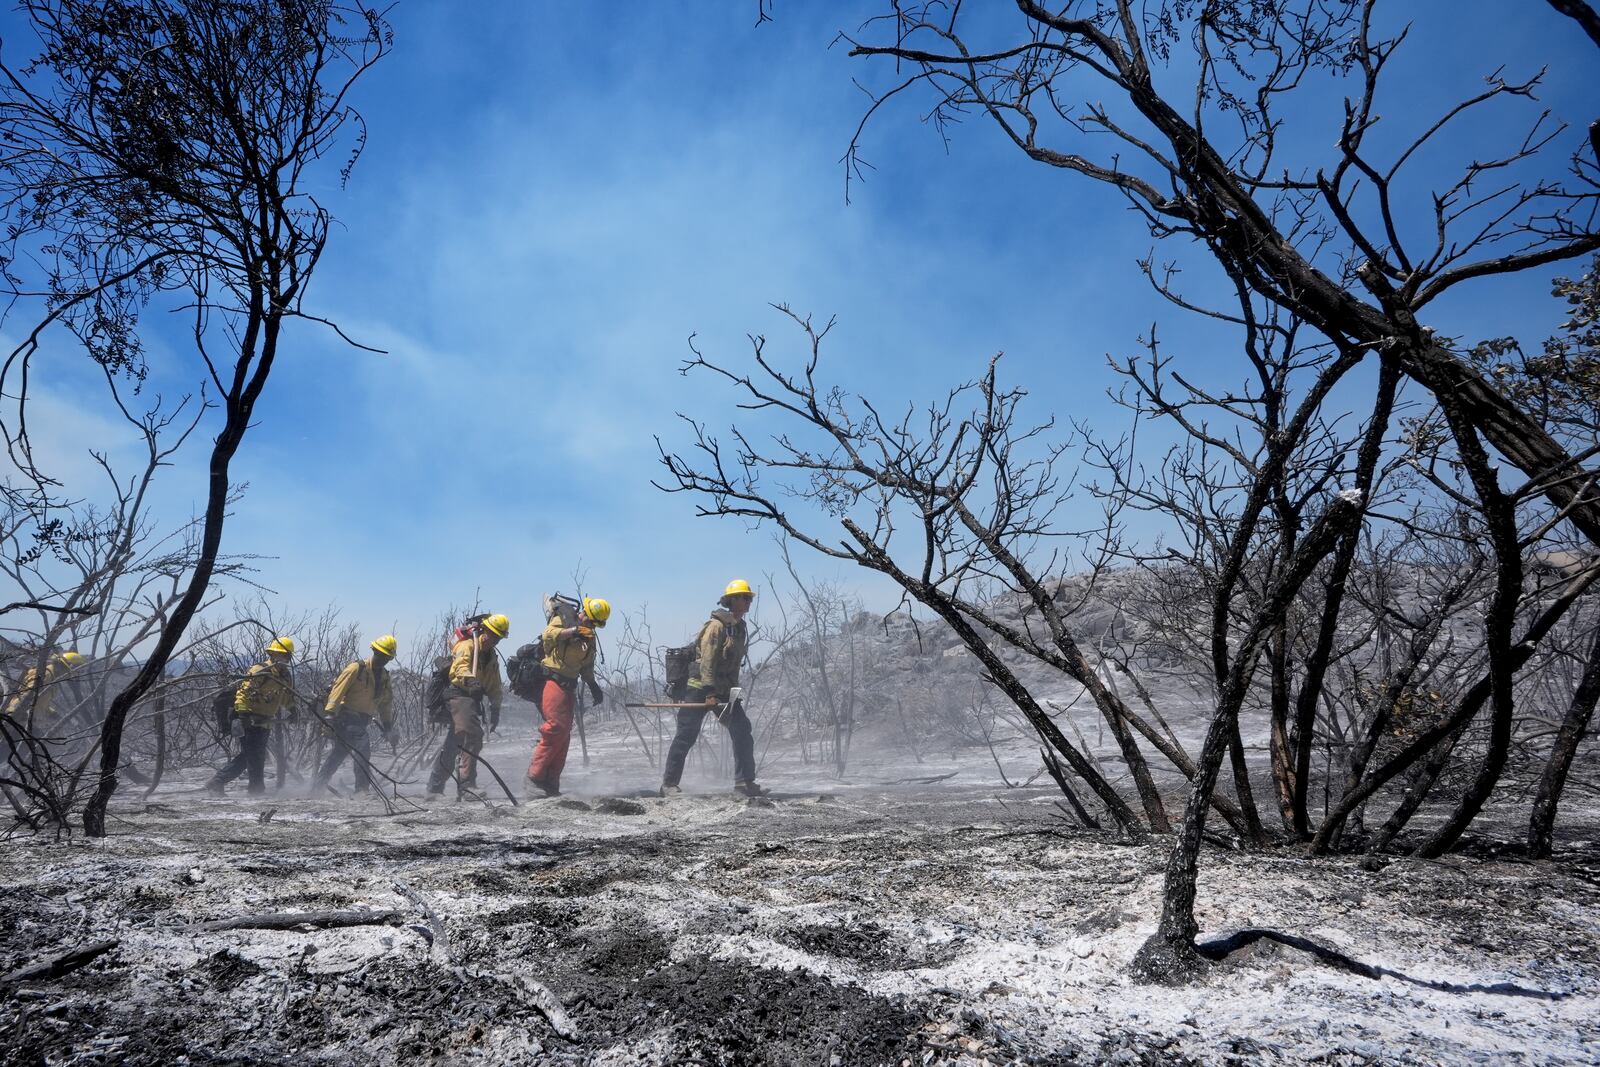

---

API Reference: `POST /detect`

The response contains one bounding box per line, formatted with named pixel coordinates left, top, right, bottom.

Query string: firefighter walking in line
left=525, top=597, right=609, bottom=797
left=4, top=650, right=85, bottom=722
left=427, top=613, right=508, bottom=798
left=207, top=636, right=297, bottom=795
left=312, top=634, right=398, bottom=795
left=661, top=579, right=766, bottom=798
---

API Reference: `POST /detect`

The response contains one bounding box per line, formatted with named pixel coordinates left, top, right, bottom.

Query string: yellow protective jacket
left=688, top=609, right=746, bottom=701
left=5, top=658, right=65, bottom=719
left=325, top=657, right=394, bottom=726
left=448, top=637, right=503, bottom=707
left=540, top=618, right=598, bottom=686
left=234, top=662, right=296, bottom=725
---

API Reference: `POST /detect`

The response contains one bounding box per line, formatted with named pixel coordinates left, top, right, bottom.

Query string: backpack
left=544, top=592, right=579, bottom=628
left=663, top=643, right=697, bottom=702
left=210, top=679, right=243, bottom=739
left=502, top=593, right=582, bottom=702
left=665, top=611, right=737, bottom=701
left=505, top=641, right=548, bottom=702
left=429, top=612, right=495, bottom=721
left=453, top=612, right=490, bottom=644
left=664, top=614, right=720, bottom=702
left=423, top=655, right=453, bottom=723
left=314, top=681, right=335, bottom=721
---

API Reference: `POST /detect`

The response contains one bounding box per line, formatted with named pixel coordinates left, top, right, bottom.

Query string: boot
left=659, top=784, right=682, bottom=797
left=734, top=781, right=768, bottom=798
left=203, top=777, right=226, bottom=796
left=525, top=775, right=560, bottom=798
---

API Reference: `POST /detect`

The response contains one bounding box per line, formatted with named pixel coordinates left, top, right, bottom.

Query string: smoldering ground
left=3, top=729, right=1599, bottom=1066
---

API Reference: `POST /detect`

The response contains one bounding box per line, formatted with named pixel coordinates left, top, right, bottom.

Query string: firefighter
left=426, top=613, right=507, bottom=798
left=312, top=634, right=398, bottom=795
left=525, top=597, right=609, bottom=797
left=207, top=637, right=297, bottom=796
left=3, top=650, right=84, bottom=722
left=661, top=580, right=765, bottom=797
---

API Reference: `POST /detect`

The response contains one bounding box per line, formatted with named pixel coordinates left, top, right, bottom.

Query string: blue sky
left=4, top=2, right=1597, bottom=658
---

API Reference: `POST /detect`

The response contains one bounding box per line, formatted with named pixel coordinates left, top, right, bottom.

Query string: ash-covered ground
left=3, top=728, right=1598, bottom=1066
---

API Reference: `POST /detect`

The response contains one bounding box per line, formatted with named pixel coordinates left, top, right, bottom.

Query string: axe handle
left=624, top=701, right=722, bottom=709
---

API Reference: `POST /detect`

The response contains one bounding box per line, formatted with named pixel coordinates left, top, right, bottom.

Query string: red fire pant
left=527, top=678, right=575, bottom=788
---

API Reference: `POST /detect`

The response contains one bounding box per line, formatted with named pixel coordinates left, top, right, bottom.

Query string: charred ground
left=3, top=741, right=1599, bottom=1066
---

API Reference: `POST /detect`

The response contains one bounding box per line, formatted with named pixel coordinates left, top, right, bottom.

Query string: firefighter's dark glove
left=488, top=704, right=501, bottom=732
left=588, top=681, right=604, bottom=705
left=461, top=678, right=484, bottom=698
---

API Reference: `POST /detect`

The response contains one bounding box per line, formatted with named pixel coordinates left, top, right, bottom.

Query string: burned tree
left=653, top=0, right=1600, bottom=982
left=817, top=0, right=1600, bottom=979
left=840, top=2, right=1599, bottom=527
left=772, top=539, right=876, bottom=777
left=0, top=0, right=391, bottom=834
left=0, top=366, right=257, bottom=828
left=658, top=300, right=1392, bottom=965
left=658, top=309, right=1268, bottom=841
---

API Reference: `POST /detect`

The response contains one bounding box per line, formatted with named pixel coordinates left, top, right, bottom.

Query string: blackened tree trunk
left=1267, top=624, right=1297, bottom=829
left=1527, top=624, right=1600, bottom=858
left=0, top=0, right=390, bottom=836
left=141, top=699, right=166, bottom=803
left=844, top=525, right=1147, bottom=838
left=1224, top=723, right=1267, bottom=846
left=1132, top=495, right=1362, bottom=981
left=86, top=347, right=265, bottom=835
left=1415, top=395, right=1525, bottom=859
left=1367, top=725, right=1465, bottom=855
left=1309, top=564, right=1600, bottom=854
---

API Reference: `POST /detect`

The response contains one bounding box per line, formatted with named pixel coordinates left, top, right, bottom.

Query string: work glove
left=461, top=677, right=484, bottom=698
left=576, top=626, right=595, bottom=640
left=384, top=727, right=399, bottom=747
left=704, top=693, right=719, bottom=707
left=488, top=703, right=501, bottom=733
left=230, top=716, right=245, bottom=739
left=588, top=680, right=604, bottom=705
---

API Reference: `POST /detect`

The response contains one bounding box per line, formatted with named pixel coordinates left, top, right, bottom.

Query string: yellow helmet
left=481, top=613, right=510, bottom=638
left=723, top=578, right=755, bottom=599
left=370, top=634, right=398, bottom=658
left=266, top=636, right=295, bottom=656
left=58, top=651, right=85, bottom=666
left=582, top=597, right=611, bottom=627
